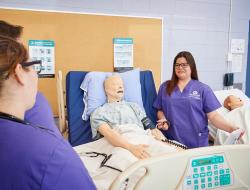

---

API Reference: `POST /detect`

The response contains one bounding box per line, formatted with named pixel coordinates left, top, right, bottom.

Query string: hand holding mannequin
left=153, top=51, right=244, bottom=148
left=223, top=95, right=245, bottom=139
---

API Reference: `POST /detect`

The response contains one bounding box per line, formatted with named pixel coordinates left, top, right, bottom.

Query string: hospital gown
left=90, top=101, right=146, bottom=139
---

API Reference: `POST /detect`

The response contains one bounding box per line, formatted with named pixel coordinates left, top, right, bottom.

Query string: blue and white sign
left=29, top=40, right=55, bottom=78
left=113, top=38, right=133, bottom=70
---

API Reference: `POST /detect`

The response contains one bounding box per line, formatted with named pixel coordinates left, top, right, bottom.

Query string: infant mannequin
left=224, top=95, right=244, bottom=111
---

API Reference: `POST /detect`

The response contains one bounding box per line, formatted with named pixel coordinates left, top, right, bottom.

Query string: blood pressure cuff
left=141, top=117, right=156, bottom=129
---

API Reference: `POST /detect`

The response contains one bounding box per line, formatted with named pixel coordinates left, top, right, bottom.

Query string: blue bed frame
left=66, top=70, right=157, bottom=147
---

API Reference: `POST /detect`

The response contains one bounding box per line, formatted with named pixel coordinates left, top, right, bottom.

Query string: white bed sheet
left=74, top=124, right=181, bottom=190
left=209, top=89, right=250, bottom=144
left=215, top=106, right=250, bottom=145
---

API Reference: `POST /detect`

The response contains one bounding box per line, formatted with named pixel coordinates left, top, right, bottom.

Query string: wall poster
left=29, top=40, right=55, bottom=78
left=113, top=38, right=133, bottom=72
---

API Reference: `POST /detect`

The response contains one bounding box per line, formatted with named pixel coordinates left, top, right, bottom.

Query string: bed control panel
left=182, top=154, right=233, bottom=190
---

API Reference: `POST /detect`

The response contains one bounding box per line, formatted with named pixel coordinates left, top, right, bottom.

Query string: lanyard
left=0, top=112, right=28, bottom=125
left=0, top=112, right=53, bottom=132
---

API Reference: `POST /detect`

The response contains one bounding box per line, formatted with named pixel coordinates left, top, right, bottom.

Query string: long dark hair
left=166, top=51, right=198, bottom=96
left=0, top=20, right=23, bottom=39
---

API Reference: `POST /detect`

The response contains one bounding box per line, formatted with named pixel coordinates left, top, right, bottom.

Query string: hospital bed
left=63, top=71, right=250, bottom=190
left=65, top=70, right=157, bottom=146
left=209, top=89, right=250, bottom=145
left=110, top=144, right=250, bottom=190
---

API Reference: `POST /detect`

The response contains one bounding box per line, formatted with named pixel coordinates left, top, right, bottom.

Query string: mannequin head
left=104, top=75, right=124, bottom=103
left=224, top=95, right=244, bottom=111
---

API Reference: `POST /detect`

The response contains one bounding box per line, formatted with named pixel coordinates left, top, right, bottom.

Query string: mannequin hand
left=151, top=128, right=166, bottom=141
left=128, top=144, right=150, bottom=159
left=156, top=119, right=169, bottom=130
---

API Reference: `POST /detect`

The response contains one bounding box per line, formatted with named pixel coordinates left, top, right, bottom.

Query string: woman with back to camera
left=0, top=20, right=61, bottom=134
left=0, top=35, right=96, bottom=190
left=153, top=51, right=244, bottom=148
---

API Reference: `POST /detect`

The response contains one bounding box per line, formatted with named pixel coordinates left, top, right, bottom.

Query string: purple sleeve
left=202, top=85, right=221, bottom=113
left=25, top=92, right=60, bottom=134
left=153, top=83, right=164, bottom=110
left=42, top=140, right=96, bottom=190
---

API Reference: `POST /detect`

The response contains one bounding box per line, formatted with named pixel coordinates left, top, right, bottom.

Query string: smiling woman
left=153, top=51, right=244, bottom=148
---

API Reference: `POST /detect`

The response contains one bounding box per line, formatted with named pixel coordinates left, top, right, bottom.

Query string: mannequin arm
left=98, top=123, right=150, bottom=159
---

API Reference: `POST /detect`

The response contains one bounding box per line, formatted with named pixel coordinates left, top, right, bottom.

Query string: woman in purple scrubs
left=0, top=20, right=59, bottom=134
left=154, top=51, right=243, bottom=148
left=0, top=36, right=96, bottom=189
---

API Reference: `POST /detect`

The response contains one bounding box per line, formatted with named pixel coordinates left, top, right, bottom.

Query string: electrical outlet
left=233, top=83, right=243, bottom=90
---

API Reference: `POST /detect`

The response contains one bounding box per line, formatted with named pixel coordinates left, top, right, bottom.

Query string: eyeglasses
left=3, top=60, right=42, bottom=80
left=22, top=60, right=42, bottom=74
left=175, top=63, right=189, bottom=69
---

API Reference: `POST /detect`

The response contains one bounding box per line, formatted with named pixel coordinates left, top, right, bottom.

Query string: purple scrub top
left=153, top=80, right=221, bottom=148
left=25, top=92, right=60, bottom=135
left=0, top=119, right=96, bottom=190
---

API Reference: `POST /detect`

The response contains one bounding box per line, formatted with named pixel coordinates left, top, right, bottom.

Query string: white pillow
left=214, top=89, right=250, bottom=108
left=80, top=68, right=143, bottom=120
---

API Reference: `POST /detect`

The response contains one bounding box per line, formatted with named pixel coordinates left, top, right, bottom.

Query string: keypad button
left=214, top=170, right=218, bottom=175
left=192, top=161, right=198, bottom=167
left=194, top=185, right=199, bottom=190
left=208, top=183, right=212, bottom=188
left=193, top=174, right=199, bottom=178
left=207, top=166, right=211, bottom=170
left=200, top=173, right=206, bottom=177
left=208, top=177, right=212, bottom=182
left=193, top=168, right=198, bottom=173
left=201, top=184, right=205, bottom=189
left=220, top=169, right=225, bottom=174
left=220, top=174, right=231, bottom=186
left=207, top=171, right=212, bottom=176
left=194, top=179, right=198, bottom=184
left=201, top=178, right=205, bottom=183
left=200, top=167, right=205, bottom=172
left=187, top=180, right=192, bottom=185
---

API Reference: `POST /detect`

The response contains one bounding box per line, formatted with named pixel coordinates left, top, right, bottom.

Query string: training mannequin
left=90, top=75, right=167, bottom=159
left=224, top=95, right=244, bottom=111
left=213, top=95, right=249, bottom=145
